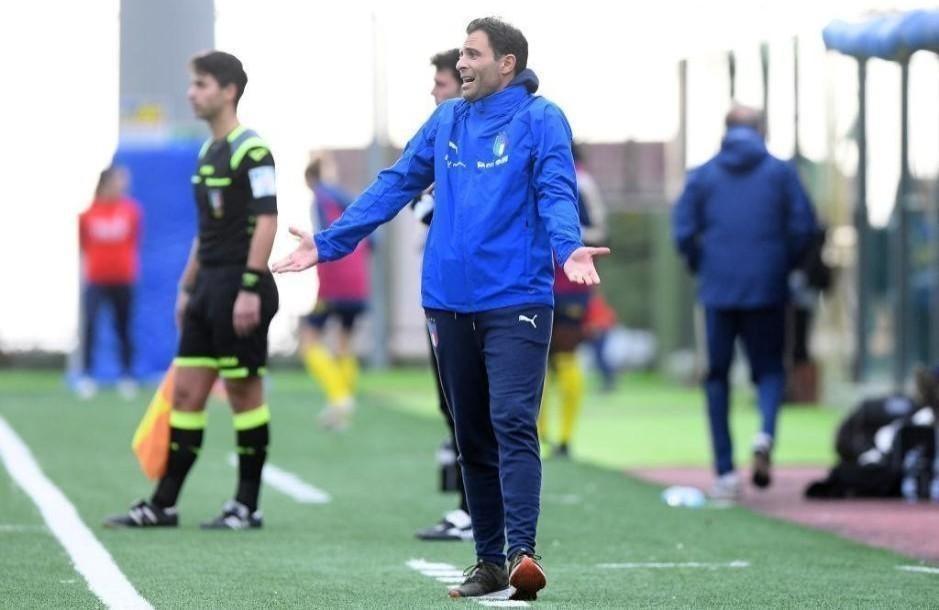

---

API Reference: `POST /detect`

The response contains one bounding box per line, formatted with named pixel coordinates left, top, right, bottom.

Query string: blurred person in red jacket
left=77, top=165, right=141, bottom=399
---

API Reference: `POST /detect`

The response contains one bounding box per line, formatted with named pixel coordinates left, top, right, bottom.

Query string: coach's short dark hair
left=431, top=48, right=460, bottom=83
left=466, top=17, right=528, bottom=74
left=190, top=51, right=248, bottom=106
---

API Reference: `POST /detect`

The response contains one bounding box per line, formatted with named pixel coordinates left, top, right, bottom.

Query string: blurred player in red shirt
left=77, top=166, right=141, bottom=399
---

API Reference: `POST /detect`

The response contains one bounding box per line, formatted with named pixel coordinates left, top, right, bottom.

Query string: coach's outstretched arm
left=533, top=105, right=610, bottom=286
left=272, top=107, right=443, bottom=274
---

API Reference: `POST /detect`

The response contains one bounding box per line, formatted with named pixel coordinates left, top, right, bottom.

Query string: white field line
left=406, top=559, right=529, bottom=607
left=897, top=565, right=939, bottom=575
left=227, top=454, right=331, bottom=504
left=0, top=416, right=152, bottom=609
left=598, top=560, right=750, bottom=570
left=422, top=568, right=466, bottom=576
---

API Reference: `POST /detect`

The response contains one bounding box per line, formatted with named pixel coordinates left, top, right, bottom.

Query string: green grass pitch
left=0, top=369, right=935, bottom=608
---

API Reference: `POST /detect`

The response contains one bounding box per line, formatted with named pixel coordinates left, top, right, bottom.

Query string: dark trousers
left=82, top=283, right=134, bottom=375
left=591, top=331, right=616, bottom=390
left=704, top=306, right=785, bottom=476
left=427, top=332, right=468, bottom=513
left=426, top=305, right=552, bottom=564
left=790, top=306, right=812, bottom=364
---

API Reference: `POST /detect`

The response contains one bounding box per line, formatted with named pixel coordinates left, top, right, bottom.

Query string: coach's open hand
left=563, top=246, right=611, bottom=286
left=272, top=226, right=319, bottom=273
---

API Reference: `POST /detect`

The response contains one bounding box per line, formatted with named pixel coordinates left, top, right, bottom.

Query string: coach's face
left=456, top=30, right=515, bottom=102
left=187, top=71, right=235, bottom=120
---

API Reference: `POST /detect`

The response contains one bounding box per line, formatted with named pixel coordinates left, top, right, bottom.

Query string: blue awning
left=823, top=9, right=939, bottom=60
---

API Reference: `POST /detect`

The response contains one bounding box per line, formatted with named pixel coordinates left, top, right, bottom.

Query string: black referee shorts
left=176, top=266, right=279, bottom=379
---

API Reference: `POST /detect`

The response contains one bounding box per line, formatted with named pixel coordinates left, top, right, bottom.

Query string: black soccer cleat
left=448, top=560, right=509, bottom=598
left=508, top=551, right=546, bottom=601
left=200, top=500, right=263, bottom=530
left=103, top=500, right=178, bottom=528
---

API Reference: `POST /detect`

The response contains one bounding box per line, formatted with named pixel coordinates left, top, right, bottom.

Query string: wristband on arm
left=241, top=268, right=265, bottom=293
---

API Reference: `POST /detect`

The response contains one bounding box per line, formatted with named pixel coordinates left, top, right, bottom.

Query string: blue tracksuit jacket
left=314, top=69, right=583, bottom=313
left=672, top=126, right=817, bottom=308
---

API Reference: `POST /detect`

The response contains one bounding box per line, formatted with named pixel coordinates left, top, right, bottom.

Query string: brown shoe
left=508, top=552, right=546, bottom=601
left=448, top=560, right=508, bottom=598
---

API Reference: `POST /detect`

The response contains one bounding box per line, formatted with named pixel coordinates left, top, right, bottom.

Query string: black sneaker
left=448, top=560, right=509, bottom=598
left=415, top=509, right=473, bottom=541
left=752, top=447, right=772, bottom=488
left=752, top=434, right=773, bottom=489
left=103, top=500, right=178, bottom=528
left=200, top=500, right=262, bottom=530
left=508, top=551, right=546, bottom=601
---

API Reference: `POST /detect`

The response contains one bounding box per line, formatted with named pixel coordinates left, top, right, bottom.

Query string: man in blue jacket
left=672, top=105, right=816, bottom=499
left=274, top=17, right=609, bottom=601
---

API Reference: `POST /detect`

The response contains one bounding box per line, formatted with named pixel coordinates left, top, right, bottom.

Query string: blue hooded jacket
left=314, top=69, right=583, bottom=313
left=672, top=126, right=817, bottom=308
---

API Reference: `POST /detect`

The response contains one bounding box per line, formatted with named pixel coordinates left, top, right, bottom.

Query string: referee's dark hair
left=466, top=17, right=528, bottom=75
left=190, top=51, right=248, bottom=107
left=431, top=48, right=460, bottom=83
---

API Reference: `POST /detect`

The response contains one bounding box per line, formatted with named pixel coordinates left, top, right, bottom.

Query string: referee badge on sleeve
left=248, top=165, right=277, bottom=199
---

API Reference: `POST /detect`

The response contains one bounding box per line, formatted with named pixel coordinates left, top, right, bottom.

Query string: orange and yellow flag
left=131, top=366, right=175, bottom=480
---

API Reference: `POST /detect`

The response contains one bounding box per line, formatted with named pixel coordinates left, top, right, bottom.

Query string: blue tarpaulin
left=823, top=9, right=939, bottom=60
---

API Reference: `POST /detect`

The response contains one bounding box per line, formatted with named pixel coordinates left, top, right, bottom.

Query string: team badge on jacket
left=492, top=132, right=508, bottom=157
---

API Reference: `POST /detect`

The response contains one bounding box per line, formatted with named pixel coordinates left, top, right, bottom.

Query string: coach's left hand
left=563, top=246, right=611, bottom=286
left=272, top=226, right=319, bottom=273
left=233, top=291, right=261, bottom=336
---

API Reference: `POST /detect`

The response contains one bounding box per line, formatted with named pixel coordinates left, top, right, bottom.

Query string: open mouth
left=461, top=76, right=475, bottom=86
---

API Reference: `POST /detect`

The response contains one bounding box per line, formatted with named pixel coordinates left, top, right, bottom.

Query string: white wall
left=1, top=0, right=934, bottom=352
left=0, top=1, right=119, bottom=351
